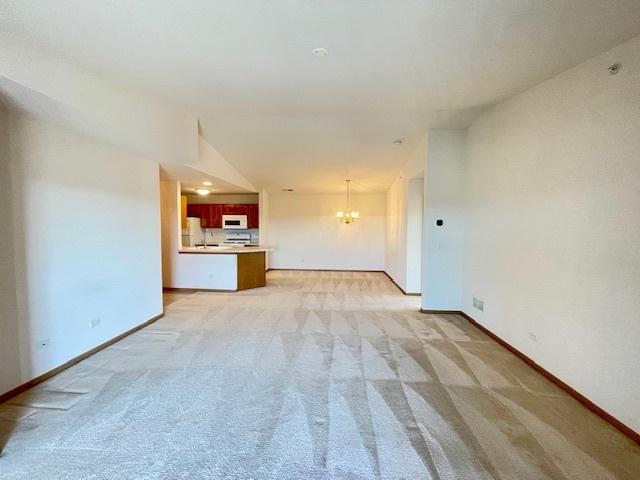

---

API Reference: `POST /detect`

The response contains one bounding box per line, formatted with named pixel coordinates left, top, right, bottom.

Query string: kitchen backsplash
left=202, top=228, right=260, bottom=245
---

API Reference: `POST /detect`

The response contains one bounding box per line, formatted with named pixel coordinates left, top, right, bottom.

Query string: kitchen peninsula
left=176, top=246, right=272, bottom=291
left=160, top=183, right=272, bottom=292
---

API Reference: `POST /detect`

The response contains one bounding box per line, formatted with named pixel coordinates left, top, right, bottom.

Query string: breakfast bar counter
left=172, top=247, right=272, bottom=291
left=179, top=246, right=272, bottom=254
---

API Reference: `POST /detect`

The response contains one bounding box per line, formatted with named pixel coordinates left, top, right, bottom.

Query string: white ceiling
left=3, top=1, right=640, bottom=193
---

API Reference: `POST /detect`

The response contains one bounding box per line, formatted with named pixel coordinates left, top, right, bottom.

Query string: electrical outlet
left=529, top=331, right=538, bottom=342
left=90, top=317, right=101, bottom=328
left=38, top=338, right=50, bottom=349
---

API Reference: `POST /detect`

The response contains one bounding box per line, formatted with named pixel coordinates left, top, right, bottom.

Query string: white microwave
left=222, top=214, right=248, bottom=229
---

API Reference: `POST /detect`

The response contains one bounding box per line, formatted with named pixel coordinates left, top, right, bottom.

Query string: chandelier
left=336, top=179, right=359, bottom=224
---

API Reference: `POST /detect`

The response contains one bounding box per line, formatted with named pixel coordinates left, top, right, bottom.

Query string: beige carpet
left=0, top=270, right=638, bottom=479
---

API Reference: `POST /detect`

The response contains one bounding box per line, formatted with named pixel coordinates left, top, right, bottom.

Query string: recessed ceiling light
left=393, top=139, right=403, bottom=145
left=195, top=188, right=210, bottom=196
left=312, top=47, right=329, bottom=57
left=202, top=181, right=212, bottom=186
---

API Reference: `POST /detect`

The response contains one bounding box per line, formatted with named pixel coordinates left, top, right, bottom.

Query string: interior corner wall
left=463, top=34, right=640, bottom=432
left=421, top=130, right=465, bottom=310
left=0, top=107, right=21, bottom=395
left=160, top=180, right=181, bottom=287
left=268, top=194, right=386, bottom=271
left=385, top=177, right=407, bottom=286
left=405, top=177, right=424, bottom=294
left=259, top=189, right=270, bottom=269
left=0, top=110, right=163, bottom=397
left=384, top=135, right=427, bottom=290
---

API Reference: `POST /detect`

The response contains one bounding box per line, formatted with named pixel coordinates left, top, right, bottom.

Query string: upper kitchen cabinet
left=222, top=204, right=248, bottom=215
left=200, top=204, right=222, bottom=228
left=186, top=204, right=202, bottom=218
left=247, top=204, right=259, bottom=228
left=200, top=204, right=223, bottom=228
left=185, top=203, right=259, bottom=229
left=187, top=203, right=219, bottom=228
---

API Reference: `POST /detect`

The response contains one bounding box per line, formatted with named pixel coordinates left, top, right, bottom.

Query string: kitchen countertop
left=179, top=246, right=273, bottom=254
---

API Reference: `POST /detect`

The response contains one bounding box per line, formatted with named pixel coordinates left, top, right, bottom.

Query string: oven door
left=222, top=215, right=248, bottom=229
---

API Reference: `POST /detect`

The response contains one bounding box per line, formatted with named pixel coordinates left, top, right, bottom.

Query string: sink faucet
left=203, top=229, right=208, bottom=248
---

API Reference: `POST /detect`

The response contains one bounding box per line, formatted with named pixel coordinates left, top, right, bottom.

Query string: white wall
left=191, top=136, right=256, bottom=192
left=259, top=189, right=271, bottom=268
left=169, top=253, right=238, bottom=290
left=405, top=177, right=424, bottom=293
left=385, top=136, right=427, bottom=290
left=268, top=194, right=386, bottom=271
left=385, top=177, right=405, bottom=283
left=0, top=106, right=21, bottom=396
left=0, top=35, right=198, bottom=167
left=160, top=180, right=182, bottom=287
left=463, top=35, right=640, bottom=431
left=422, top=130, right=465, bottom=310
left=0, top=109, right=163, bottom=396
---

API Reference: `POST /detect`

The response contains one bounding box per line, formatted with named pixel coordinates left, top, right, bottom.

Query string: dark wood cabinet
left=247, top=204, right=259, bottom=229
left=222, top=204, right=248, bottom=215
left=211, top=204, right=223, bottom=228
left=186, top=204, right=202, bottom=218
left=199, top=206, right=210, bottom=228
left=200, top=204, right=223, bottom=228
left=185, top=203, right=259, bottom=229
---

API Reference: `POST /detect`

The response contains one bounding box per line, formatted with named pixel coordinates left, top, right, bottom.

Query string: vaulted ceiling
left=3, top=0, right=640, bottom=192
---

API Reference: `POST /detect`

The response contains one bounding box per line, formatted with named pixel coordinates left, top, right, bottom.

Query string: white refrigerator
left=181, top=217, right=204, bottom=247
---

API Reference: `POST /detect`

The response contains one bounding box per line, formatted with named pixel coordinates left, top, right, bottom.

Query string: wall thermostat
left=435, top=219, right=444, bottom=226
